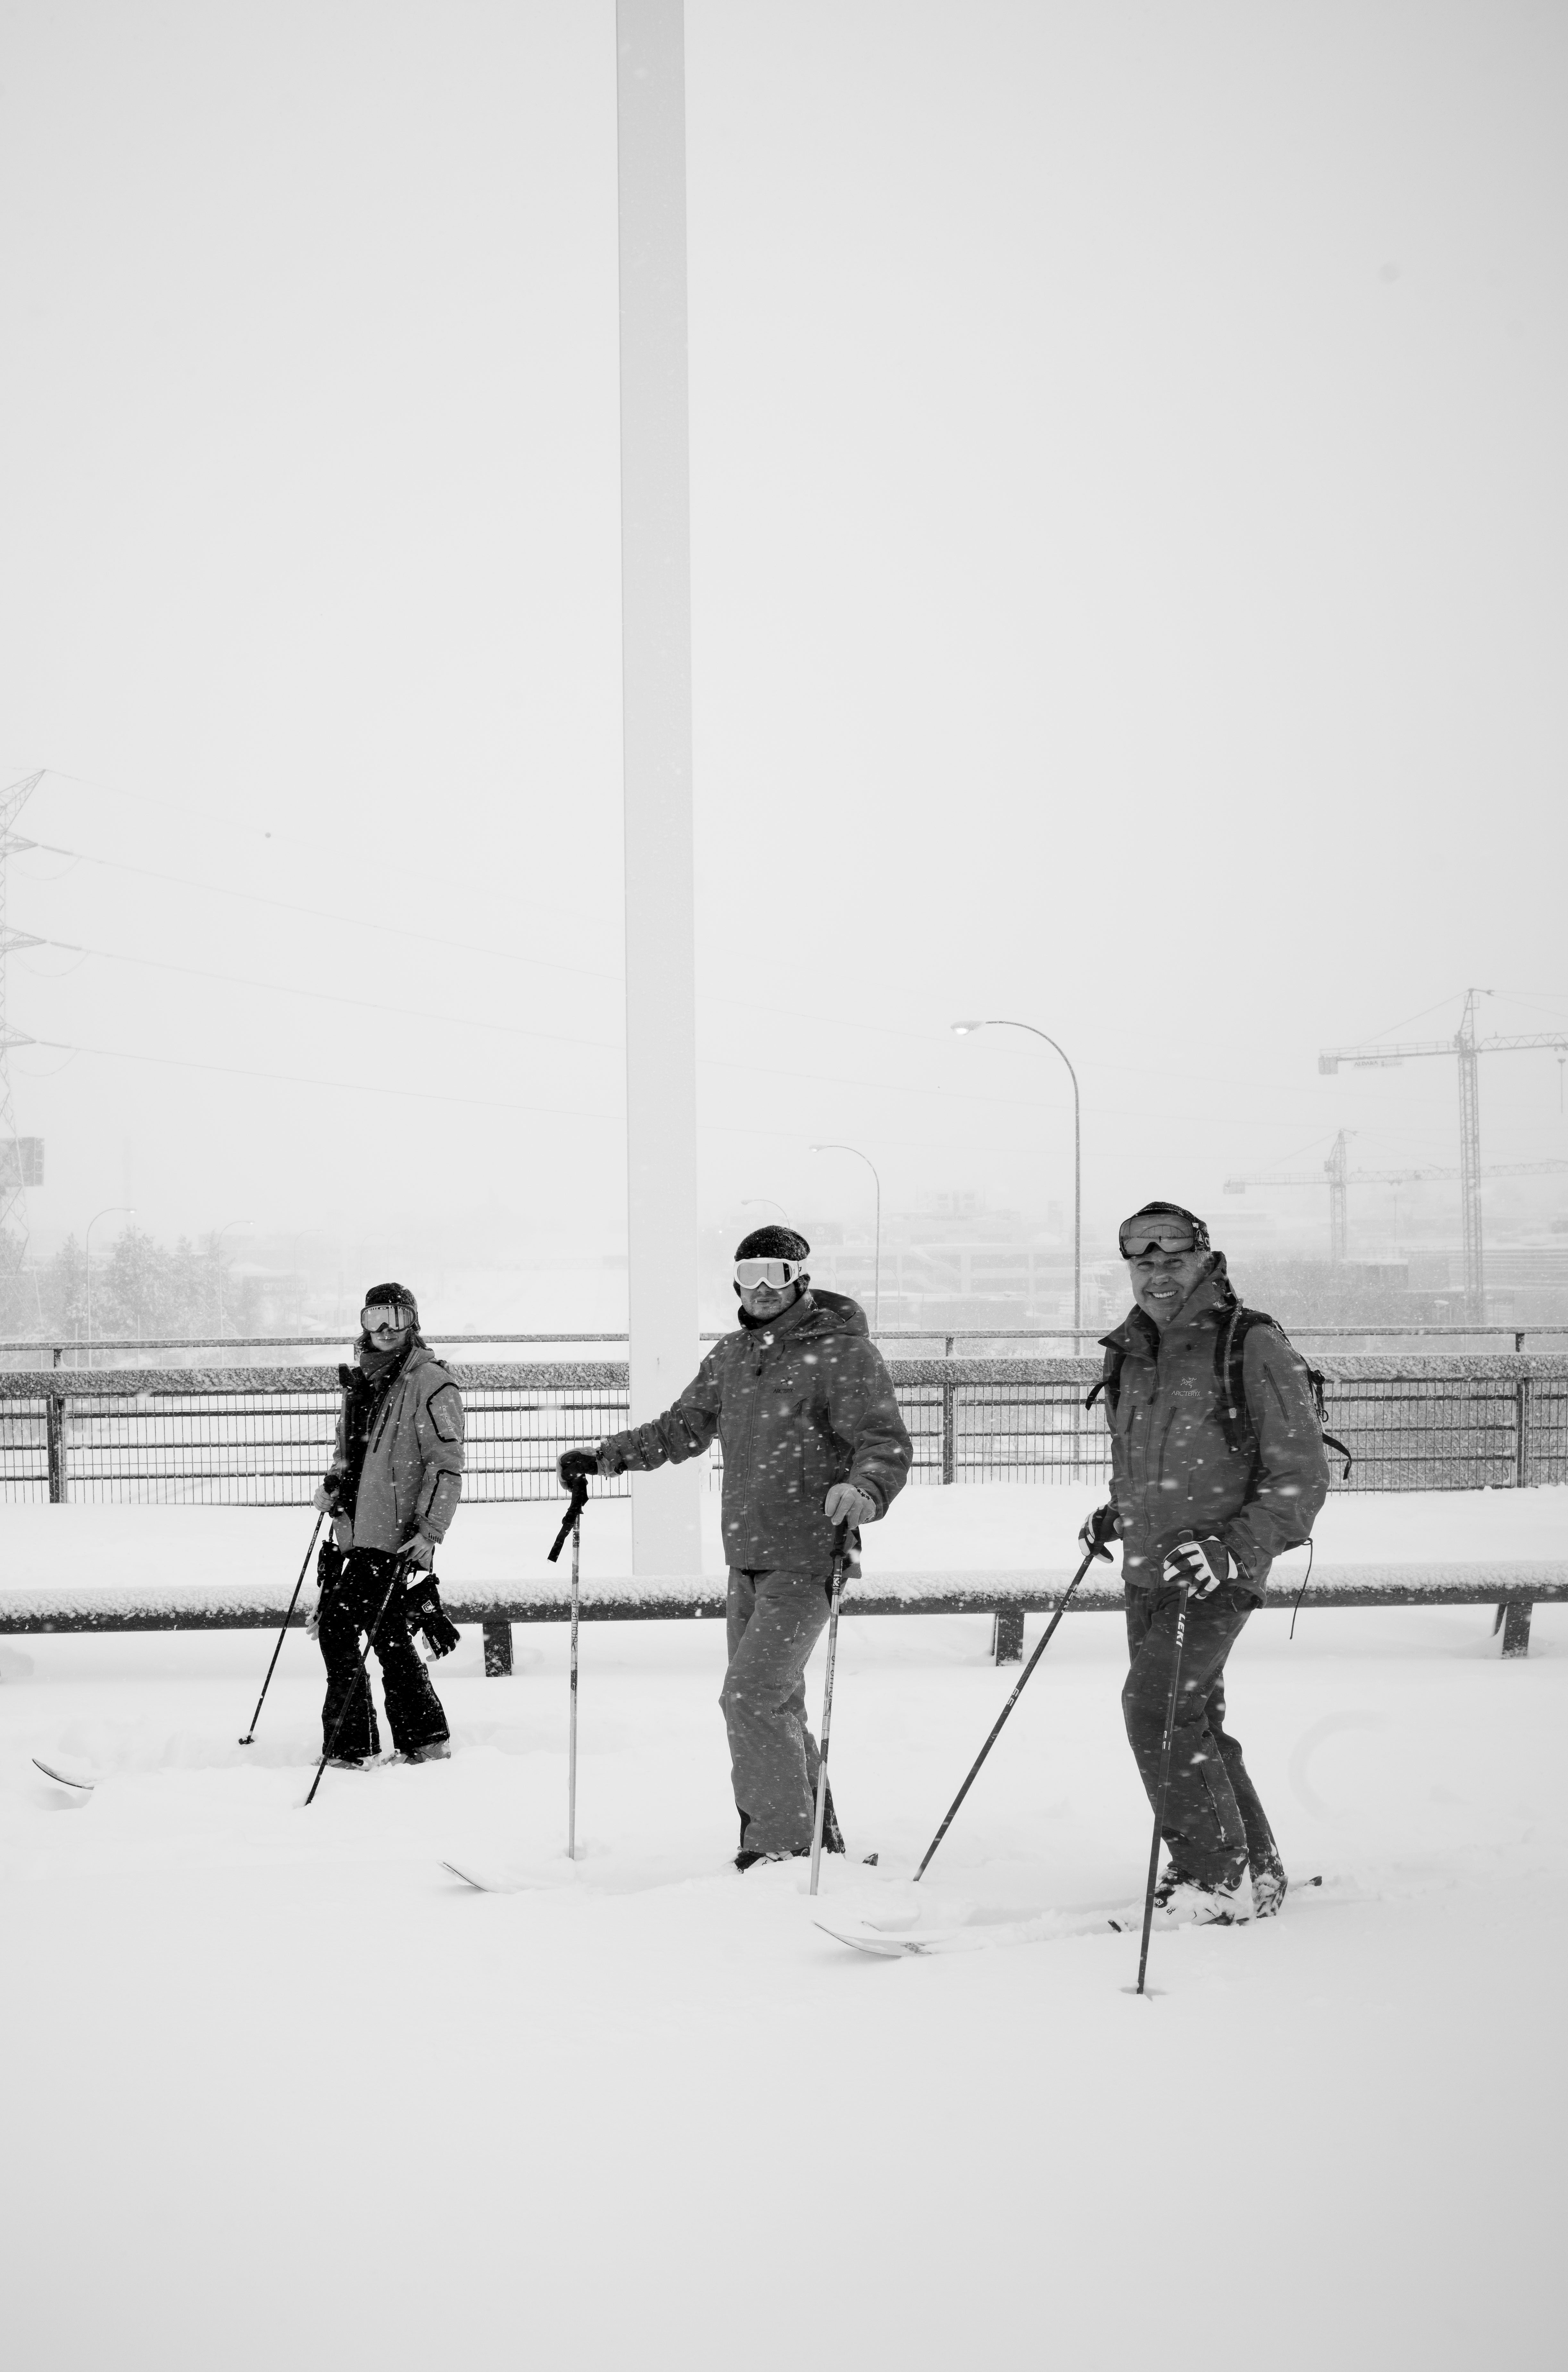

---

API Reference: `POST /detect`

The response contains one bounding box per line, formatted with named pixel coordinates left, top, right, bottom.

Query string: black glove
left=1161, top=1535, right=1230, bottom=1600
left=404, top=1577, right=461, bottom=1657
left=558, top=1448, right=600, bottom=1488
left=1078, top=1503, right=1119, bottom=1563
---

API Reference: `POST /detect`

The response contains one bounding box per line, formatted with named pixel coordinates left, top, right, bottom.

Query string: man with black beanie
left=310, top=1282, right=465, bottom=1766
left=558, top=1226, right=912, bottom=1867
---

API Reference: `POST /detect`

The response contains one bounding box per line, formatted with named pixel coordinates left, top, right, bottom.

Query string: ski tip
left=32, top=1756, right=96, bottom=1792
left=440, top=1860, right=497, bottom=1891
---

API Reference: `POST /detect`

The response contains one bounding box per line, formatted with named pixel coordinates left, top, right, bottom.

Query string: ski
left=441, top=1859, right=527, bottom=1893
left=813, top=1903, right=1114, bottom=1958
left=818, top=1876, right=1329, bottom=1958
left=440, top=1856, right=581, bottom=1895
left=32, top=1755, right=97, bottom=1793
left=1105, top=1874, right=1324, bottom=1932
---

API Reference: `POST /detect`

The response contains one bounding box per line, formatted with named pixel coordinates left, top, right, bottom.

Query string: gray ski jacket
left=596, top=1289, right=912, bottom=1578
left=329, top=1344, right=465, bottom=1555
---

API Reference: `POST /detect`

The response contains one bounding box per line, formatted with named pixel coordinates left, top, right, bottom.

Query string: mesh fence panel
left=0, top=1360, right=1562, bottom=1504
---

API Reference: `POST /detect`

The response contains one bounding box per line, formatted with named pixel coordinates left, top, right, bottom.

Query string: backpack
left=1085, top=1304, right=1353, bottom=1481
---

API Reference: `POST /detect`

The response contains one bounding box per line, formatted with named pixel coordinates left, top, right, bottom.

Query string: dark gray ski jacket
left=595, top=1289, right=912, bottom=1578
left=1097, top=1264, right=1329, bottom=1595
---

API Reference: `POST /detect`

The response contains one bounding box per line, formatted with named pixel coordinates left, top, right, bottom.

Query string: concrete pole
left=617, top=0, right=702, bottom=1574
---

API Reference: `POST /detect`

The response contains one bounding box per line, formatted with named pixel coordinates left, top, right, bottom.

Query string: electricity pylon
left=0, top=772, right=45, bottom=1260
left=1316, top=990, right=1568, bottom=1314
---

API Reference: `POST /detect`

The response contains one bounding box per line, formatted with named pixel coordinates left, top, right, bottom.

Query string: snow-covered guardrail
left=2, top=1560, right=1564, bottom=1664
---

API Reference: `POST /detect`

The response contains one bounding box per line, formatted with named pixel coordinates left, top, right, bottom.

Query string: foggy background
left=1, top=0, right=1564, bottom=1339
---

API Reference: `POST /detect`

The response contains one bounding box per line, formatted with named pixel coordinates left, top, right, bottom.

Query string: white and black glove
left=1161, top=1535, right=1230, bottom=1600
left=404, top=1576, right=460, bottom=1658
left=1078, top=1504, right=1119, bottom=1563
left=824, top=1482, right=877, bottom=1528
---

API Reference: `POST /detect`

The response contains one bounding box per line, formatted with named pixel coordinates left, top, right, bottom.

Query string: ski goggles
left=1117, top=1218, right=1206, bottom=1261
left=360, top=1305, right=412, bottom=1336
left=734, top=1257, right=804, bottom=1290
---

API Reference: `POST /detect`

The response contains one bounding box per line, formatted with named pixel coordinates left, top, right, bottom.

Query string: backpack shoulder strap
left=1217, top=1306, right=1354, bottom=1478
left=1085, top=1342, right=1126, bottom=1417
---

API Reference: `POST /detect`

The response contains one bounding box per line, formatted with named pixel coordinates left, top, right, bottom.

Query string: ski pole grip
left=547, top=1477, right=590, bottom=1565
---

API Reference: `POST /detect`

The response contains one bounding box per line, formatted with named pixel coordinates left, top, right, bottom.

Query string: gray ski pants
left=722, top=1567, right=830, bottom=1856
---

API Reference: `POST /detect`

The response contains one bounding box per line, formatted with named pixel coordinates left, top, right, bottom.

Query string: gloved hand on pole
left=1078, top=1503, right=1119, bottom=1563
left=1160, top=1535, right=1229, bottom=1600
left=824, top=1481, right=876, bottom=1528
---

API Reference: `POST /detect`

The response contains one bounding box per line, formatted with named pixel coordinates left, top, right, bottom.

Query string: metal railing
left=2, top=1321, right=1566, bottom=1374
left=0, top=1355, right=1563, bottom=1505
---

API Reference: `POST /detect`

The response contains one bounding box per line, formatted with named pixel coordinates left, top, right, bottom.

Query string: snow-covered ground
left=4, top=1487, right=1567, bottom=2370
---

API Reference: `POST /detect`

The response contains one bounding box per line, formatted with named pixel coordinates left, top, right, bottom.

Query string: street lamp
left=740, top=1198, right=792, bottom=1225
left=809, top=1144, right=881, bottom=1331
left=84, top=1205, right=137, bottom=1363
left=215, top=1219, right=253, bottom=1335
left=952, top=1018, right=1082, bottom=1349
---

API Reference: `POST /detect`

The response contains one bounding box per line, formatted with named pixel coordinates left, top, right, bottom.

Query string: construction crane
left=1224, top=1127, right=1568, bottom=1265
left=1317, top=989, right=1568, bottom=1315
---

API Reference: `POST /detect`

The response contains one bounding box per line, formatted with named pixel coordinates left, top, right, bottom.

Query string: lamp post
left=952, top=1019, right=1081, bottom=1349
left=84, top=1205, right=136, bottom=1364
left=809, top=1143, right=881, bottom=1331
left=215, top=1219, right=253, bottom=1336
left=741, top=1198, right=792, bottom=1226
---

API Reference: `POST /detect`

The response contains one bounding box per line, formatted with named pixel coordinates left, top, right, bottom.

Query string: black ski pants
left=317, top=1545, right=449, bottom=1761
left=1122, top=1583, right=1280, bottom=1893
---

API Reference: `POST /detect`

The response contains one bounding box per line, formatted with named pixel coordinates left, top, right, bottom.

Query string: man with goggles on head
left=310, top=1282, right=465, bottom=1767
left=558, top=1225, right=911, bottom=1870
left=1081, top=1203, right=1329, bottom=1925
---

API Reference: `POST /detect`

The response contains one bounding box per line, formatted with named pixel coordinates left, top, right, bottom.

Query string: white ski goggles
left=734, top=1257, right=804, bottom=1290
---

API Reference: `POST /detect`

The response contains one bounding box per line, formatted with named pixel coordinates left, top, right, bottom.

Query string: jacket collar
left=1100, top=1261, right=1236, bottom=1358
left=737, top=1288, right=816, bottom=1344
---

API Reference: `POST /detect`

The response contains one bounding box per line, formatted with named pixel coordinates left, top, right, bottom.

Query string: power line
left=40, top=766, right=610, bottom=932
left=21, top=840, right=619, bottom=985
left=28, top=937, right=620, bottom=1054
left=25, top=1036, right=620, bottom=1124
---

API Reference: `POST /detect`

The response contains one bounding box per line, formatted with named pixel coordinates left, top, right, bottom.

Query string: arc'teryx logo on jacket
left=596, top=1289, right=912, bottom=1577
left=1097, top=1266, right=1329, bottom=1595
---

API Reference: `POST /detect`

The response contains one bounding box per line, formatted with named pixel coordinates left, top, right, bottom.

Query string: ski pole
left=239, top=1511, right=324, bottom=1745
left=1134, top=1580, right=1192, bottom=1997
left=913, top=1548, right=1096, bottom=1882
left=302, top=1555, right=407, bottom=1806
left=808, top=1531, right=850, bottom=1897
left=547, top=1478, right=589, bottom=1860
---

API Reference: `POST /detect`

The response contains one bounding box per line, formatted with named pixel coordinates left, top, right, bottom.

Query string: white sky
left=2, top=0, right=1565, bottom=1281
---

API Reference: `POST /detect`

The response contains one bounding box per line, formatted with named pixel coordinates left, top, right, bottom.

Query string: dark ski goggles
left=734, top=1257, right=803, bottom=1290
left=1118, top=1219, right=1203, bottom=1260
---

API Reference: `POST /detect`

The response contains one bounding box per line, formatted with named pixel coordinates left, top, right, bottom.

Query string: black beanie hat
left=734, top=1225, right=810, bottom=1264
left=361, top=1279, right=421, bottom=1328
